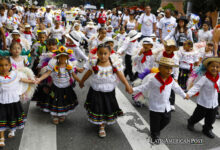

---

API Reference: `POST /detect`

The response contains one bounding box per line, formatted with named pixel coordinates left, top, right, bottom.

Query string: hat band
left=70, top=34, right=79, bottom=43
left=130, top=32, right=138, bottom=39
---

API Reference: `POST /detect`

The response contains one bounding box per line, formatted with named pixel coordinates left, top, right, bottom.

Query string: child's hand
left=126, top=85, right=133, bottom=94
left=76, top=67, right=85, bottom=73
left=35, top=78, right=41, bottom=84
left=185, top=94, right=189, bottom=100
left=79, top=81, right=84, bottom=88
left=139, top=48, right=144, bottom=55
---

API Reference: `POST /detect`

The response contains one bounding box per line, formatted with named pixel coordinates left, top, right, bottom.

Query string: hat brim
left=65, top=34, right=80, bottom=46
left=156, top=61, right=179, bottom=67
left=55, top=53, right=69, bottom=57
left=176, top=18, right=189, bottom=24
left=129, top=33, right=142, bottom=41
left=202, top=57, right=220, bottom=67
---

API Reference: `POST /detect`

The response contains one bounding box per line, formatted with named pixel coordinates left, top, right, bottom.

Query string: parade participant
left=116, top=26, right=127, bottom=49
left=9, top=42, right=29, bottom=70
left=199, top=41, right=214, bottom=60
left=43, top=6, right=54, bottom=27
left=84, top=21, right=97, bottom=39
left=198, top=22, right=212, bottom=42
left=79, top=44, right=132, bottom=138
left=156, top=39, right=179, bottom=111
left=124, top=11, right=136, bottom=33
left=25, top=5, right=39, bottom=30
left=187, top=57, right=220, bottom=139
left=178, top=40, right=199, bottom=90
left=5, top=9, right=20, bottom=30
left=49, top=20, right=65, bottom=44
left=110, top=8, right=120, bottom=31
left=118, top=30, right=141, bottom=81
left=133, top=57, right=188, bottom=144
left=23, top=24, right=35, bottom=45
left=0, top=21, right=7, bottom=50
left=36, top=46, right=80, bottom=125
left=106, top=25, right=114, bottom=38
left=97, top=6, right=107, bottom=27
left=0, top=56, right=35, bottom=147
left=89, top=27, right=106, bottom=50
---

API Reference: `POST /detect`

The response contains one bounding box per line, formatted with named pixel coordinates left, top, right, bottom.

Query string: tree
left=162, top=3, right=175, bottom=11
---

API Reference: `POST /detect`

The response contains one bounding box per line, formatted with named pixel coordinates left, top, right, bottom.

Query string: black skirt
left=178, top=68, right=191, bottom=90
left=84, top=87, right=123, bottom=125
left=0, top=101, right=26, bottom=131
left=38, top=84, right=78, bottom=116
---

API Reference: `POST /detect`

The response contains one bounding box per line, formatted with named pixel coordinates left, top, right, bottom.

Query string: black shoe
left=151, top=136, right=160, bottom=145
left=202, top=130, right=215, bottom=139
left=187, top=121, right=195, bottom=131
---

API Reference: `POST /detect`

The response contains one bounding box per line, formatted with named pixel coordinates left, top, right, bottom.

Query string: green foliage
left=162, top=3, right=176, bottom=11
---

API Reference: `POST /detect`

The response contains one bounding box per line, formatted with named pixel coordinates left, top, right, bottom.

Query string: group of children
left=0, top=20, right=219, bottom=147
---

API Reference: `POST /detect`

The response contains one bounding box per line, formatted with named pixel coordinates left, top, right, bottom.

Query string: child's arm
left=36, top=70, right=52, bottom=84
left=187, top=76, right=206, bottom=98
left=79, top=70, right=93, bottom=88
left=71, top=72, right=80, bottom=83
left=116, top=71, right=133, bottom=94
left=172, top=80, right=187, bottom=99
left=20, top=78, right=36, bottom=84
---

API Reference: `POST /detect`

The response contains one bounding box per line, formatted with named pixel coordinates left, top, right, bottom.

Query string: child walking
left=187, top=57, right=220, bottom=139
left=79, top=44, right=133, bottom=138
left=133, top=57, right=188, bottom=144
left=0, top=56, right=35, bottom=147
left=36, top=46, right=80, bottom=124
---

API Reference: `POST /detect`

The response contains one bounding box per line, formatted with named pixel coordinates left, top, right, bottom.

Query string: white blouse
left=47, top=59, right=76, bottom=88
left=178, top=50, right=199, bottom=70
left=187, top=76, right=220, bottom=109
left=51, top=27, right=64, bottom=40
left=133, top=75, right=186, bottom=112
left=10, top=56, right=29, bottom=70
left=0, top=71, right=21, bottom=104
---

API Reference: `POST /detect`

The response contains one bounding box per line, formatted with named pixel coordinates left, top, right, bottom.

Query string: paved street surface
left=2, top=72, right=220, bottom=150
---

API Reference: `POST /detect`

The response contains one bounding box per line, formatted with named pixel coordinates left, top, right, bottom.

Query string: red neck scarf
left=155, top=73, right=173, bottom=93
left=4, top=75, right=11, bottom=79
left=205, top=71, right=219, bottom=92
left=163, top=51, right=174, bottom=58
left=130, top=40, right=136, bottom=43
left=141, top=50, right=153, bottom=63
left=24, top=31, right=32, bottom=35
left=14, top=39, right=21, bottom=43
left=66, top=43, right=76, bottom=47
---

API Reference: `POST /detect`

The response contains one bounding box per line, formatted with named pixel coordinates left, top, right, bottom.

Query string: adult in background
left=97, top=6, right=107, bottom=27
left=124, top=10, right=137, bottom=33
left=197, top=22, right=212, bottom=42
left=61, top=9, right=66, bottom=27
left=135, top=5, right=156, bottom=40
left=164, top=16, right=193, bottom=47
left=43, top=6, right=54, bottom=27
left=158, top=9, right=177, bottom=43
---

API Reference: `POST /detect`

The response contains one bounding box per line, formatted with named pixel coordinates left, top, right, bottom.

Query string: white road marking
left=19, top=101, right=57, bottom=150
left=116, top=88, right=169, bottom=150
left=175, top=95, right=220, bottom=138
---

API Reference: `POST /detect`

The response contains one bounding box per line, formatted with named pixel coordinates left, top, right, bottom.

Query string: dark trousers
left=188, top=104, right=217, bottom=131
left=169, top=90, right=175, bottom=105
left=150, top=110, right=171, bottom=138
left=124, top=54, right=135, bottom=81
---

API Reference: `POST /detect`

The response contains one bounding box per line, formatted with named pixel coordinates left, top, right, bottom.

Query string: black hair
left=97, top=43, right=111, bottom=52
left=203, top=21, right=210, bottom=27
left=0, top=5, right=5, bottom=10
left=0, top=56, right=11, bottom=64
left=184, top=40, right=193, bottom=47
left=47, top=38, right=58, bottom=46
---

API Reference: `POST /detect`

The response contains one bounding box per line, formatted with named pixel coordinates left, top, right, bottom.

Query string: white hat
left=12, top=30, right=20, bottom=35
left=107, top=25, right=113, bottom=29
left=150, top=33, right=156, bottom=38
left=65, top=31, right=82, bottom=46
left=46, top=6, right=51, bottom=9
left=74, top=23, right=80, bottom=27
left=86, top=22, right=95, bottom=28
left=128, top=30, right=142, bottom=41
left=25, top=24, right=31, bottom=28
left=100, top=6, right=104, bottom=9
left=104, top=37, right=115, bottom=45
left=141, top=37, right=153, bottom=45
left=118, top=11, right=122, bottom=14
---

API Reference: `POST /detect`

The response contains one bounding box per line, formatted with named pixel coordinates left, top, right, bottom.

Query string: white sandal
left=8, top=131, right=15, bottom=138
left=0, top=138, right=5, bottom=147
left=99, top=127, right=106, bottom=138
left=52, top=117, right=59, bottom=125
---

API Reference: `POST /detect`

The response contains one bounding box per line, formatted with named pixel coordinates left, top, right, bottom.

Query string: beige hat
left=202, top=57, right=220, bottom=67
left=164, top=39, right=178, bottom=51
left=156, top=57, right=178, bottom=67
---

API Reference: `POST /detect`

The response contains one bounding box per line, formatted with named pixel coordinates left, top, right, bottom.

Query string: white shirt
left=44, top=12, right=54, bottom=25
left=187, top=75, right=220, bottom=109
left=66, top=45, right=88, bottom=61
left=138, top=13, right=156, bottom=36
left=122, top=14, right=129, bottom=25
left=51, top=27, right=64, bottom=40
left=178, top=50, right=199, bottom=70
left=198, top=29, right=212, bottom=42
left=126, top=19, right=136, bottom=31
left=133, top=75, right=186, bottom=112
left=0, top=71, right=21, bottom=104
left=0, top=14, right=7, bottom=24
left=158, top=16, right=177, bottom=40
left=27, top=12, right=38, bottom=26
left=111, top=15, right=119, bottom=28
left=117, top=38, right=140, bottom=55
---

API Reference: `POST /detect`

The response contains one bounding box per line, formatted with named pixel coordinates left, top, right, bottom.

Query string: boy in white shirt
left=187, top=57, right=220, bottom=139
left=133, top=57, right=188, bottom=144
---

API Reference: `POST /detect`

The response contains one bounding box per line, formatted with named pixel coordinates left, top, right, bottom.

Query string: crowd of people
left=0, top=3, right=220, bottom=146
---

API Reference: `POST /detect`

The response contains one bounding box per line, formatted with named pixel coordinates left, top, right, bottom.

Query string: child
left=89, top=27, right=106, bottom=50
left=106, top=25, right=114, bottom=38
left=178, top=40, right=199, bottom=91
left=133, top=57, right=188, bottom=144
left=117, top=30, right=141, bottom=82
left=23, top=24, right=35, bottom=46
left=84, top=22, right=97, bottom=39
left=157, top=39, right=180, bottom=111
left=36, top=46, right=80, bottom=124
left=116, top=27, right=127, bottom=50
left=187, top=57, right=220, bottom=139
left=0, top=56, right=35, bottom=147
left=199, top=41, right=214, bottom=60
left=9, top=42, right=29, bottom=70
left=49, top=20, right=65, bottom=44
left=79, top=44, right=133, bottom=138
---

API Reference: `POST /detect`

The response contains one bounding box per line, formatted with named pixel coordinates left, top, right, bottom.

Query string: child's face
left=0, top=9, right=5, bottom=16
left=75, top=25, right=80, bottom=31
left=38, top=34, right=47, bottom=43
left=97, top=47, right=111, bottom=63
left=120, top=29, right=125, bottom=34
left=47, top=44, right=58, bottom=52
left=165, top=46, right=175, bottom=54
left=0, top=59, right=11, bottom=75
left=58, top=55, right=68, bottom=64
left=205, top=45, right=213, bottom=52
left=152, top=37, right=156, bottom=42
left=39, top=24, right=45, bottom=29
left=47, top=23, right=51, bottom=28
left=203, top=24, right=209, bottom=31
left=143, top=44, right=153, bottom=50
left=108, top=28, right=112, bottom=32
left=10, top=44, right=22, bottom=57
left=106, top=42, right=114, bottom=49
left=25, top=27, right=31, bottom=32
left=100, top=30, right=106, bottom=38
left=55, top=21, right=60, bottom=27
left=67, top=38, right=74, bottom=44
left=207, top=62, right=220, bottom=77
left=159, top=65, right=173, bottom=78
left=183, top=43, right=192, bottom=52
left=12, top=34, right=20, bottom=40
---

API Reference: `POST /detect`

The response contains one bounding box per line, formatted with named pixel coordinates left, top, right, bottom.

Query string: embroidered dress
left=0, top=71, right=26, bottom=131
left=36, top=59, right=78, bottom=116
left=84, top=54, right=124, bottom=125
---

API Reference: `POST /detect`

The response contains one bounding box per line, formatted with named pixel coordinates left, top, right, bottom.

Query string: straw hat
left=164, top=39, right=178, bottom=51
left=140, top=37, right=153, bottom=45
left=156, top=57, right=178, bottom=67
left=202, top=57, right=220, bottom=67
left=53, top=46, right=73, bottom=57
left=65, top=31, right=82, bottom=46
left=128, top=30, right=142, bottom=41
